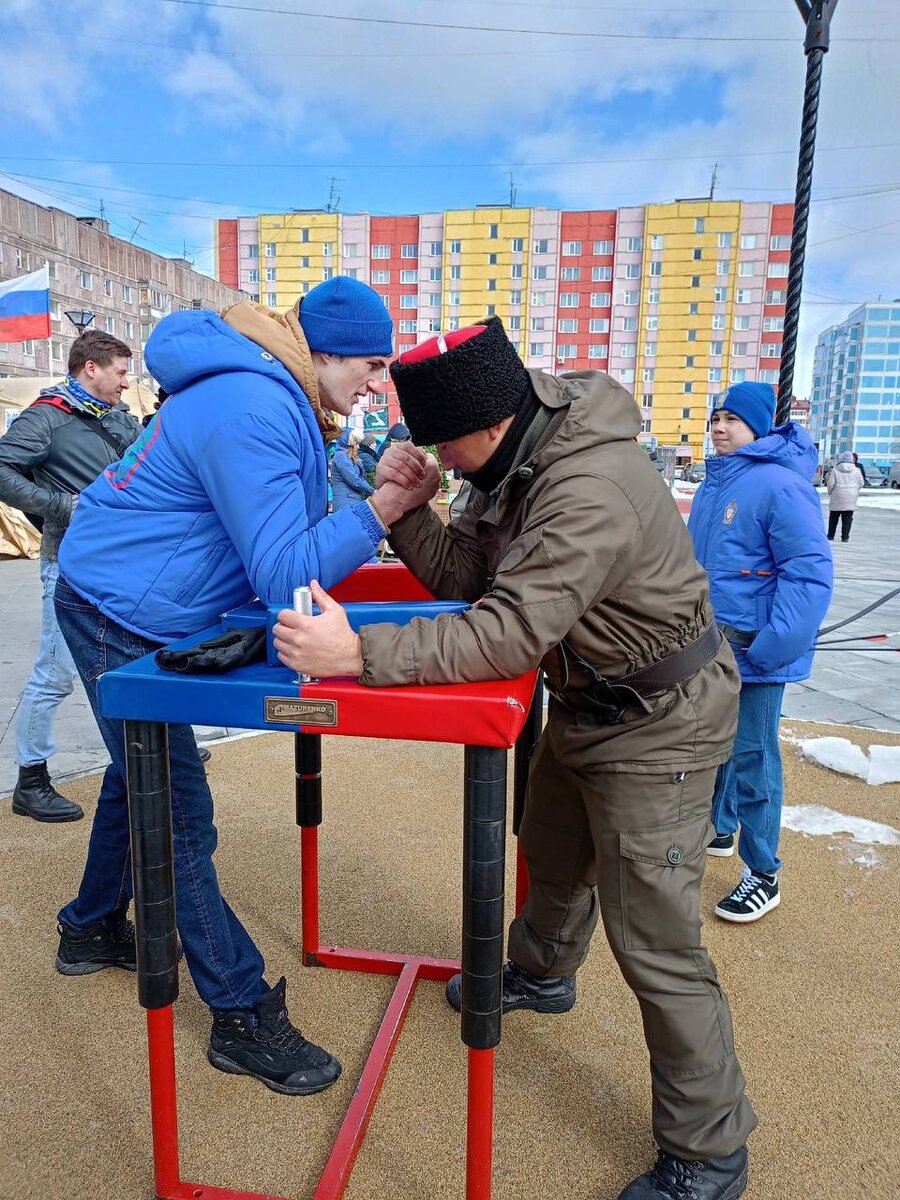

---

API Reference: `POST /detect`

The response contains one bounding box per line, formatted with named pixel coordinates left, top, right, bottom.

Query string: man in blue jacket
left=52, top=278, right=425, bottom=1094
left=688, top=382, right=833, bottom=923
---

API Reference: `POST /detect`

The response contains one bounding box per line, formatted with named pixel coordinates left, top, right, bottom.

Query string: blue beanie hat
left=297, top=277, right=393, bottom=357
left=713, top=381, right=776, bottom=439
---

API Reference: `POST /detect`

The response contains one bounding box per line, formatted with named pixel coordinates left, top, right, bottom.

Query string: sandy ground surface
left=1, top=719, right=898, bottom=1200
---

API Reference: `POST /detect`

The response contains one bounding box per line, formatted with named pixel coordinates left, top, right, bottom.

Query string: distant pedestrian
left=376, top=421, right=410, bottom=460
left=827, top=451, right=864, bottom=542
left=0, top=330, right=140, bottom=822
left=688, top=382, right=833, bottom=923
left=330, top=428, right=374, bottom=512
left=358, top=433, right=379, bottom=486
left=851, top=452, right=868, bottom=487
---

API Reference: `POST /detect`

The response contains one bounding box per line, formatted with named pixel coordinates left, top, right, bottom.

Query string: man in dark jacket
left=0, top=330, right=140, bottom=821
left=273, top=319, right=756, bottom=1200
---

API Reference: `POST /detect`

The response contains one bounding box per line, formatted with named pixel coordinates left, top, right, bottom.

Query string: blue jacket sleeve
left=746, top=483, right=833, bottom=673
left=332, top=450, right=374, bottom=497
left=195, top=412, right=380, bottom=603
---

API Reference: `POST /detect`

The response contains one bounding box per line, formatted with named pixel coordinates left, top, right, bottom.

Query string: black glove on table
left=155, top=626, right=267, bottom=674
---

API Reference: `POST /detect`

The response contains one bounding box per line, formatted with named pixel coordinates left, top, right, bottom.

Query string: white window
left=686, top=329, right=697, bottom=342
left=320, top=267, right=332, bottom=282
left=738, top=262, right=756, bottom=277
left=647, top=288, right=660, bottom=304
left=712, top=314, right=726, bottom=330
left=264, top=242, right=276, bottom=257
left=593, top=239, right=613, bottom=255
left=717, top=232, right=733, bottom=249
left=246, top=244, right=258, bottom=258
left=621, top=290, right=639, bottom=305
left=51, top=338, right=64, bottom=362
left=768, top=261, right=789, bottom=277
left=510, top=290, right=522, bottom=305
left=488, top=253, right=498, bottom=266
left=590, top=293, right=611, bottom=308
left=624, top=236, right=643, bottom=252
left=691, top=276, right=701, bottom=288
left=428, top=267, right=442, bottom=281
left=322, top=241, right=333, bottom=256
left=622, top=317, right=638, bottom=332
left=428, top=242, right=443, bottom=256
left=23, top=338, right=35, bottom=357
left=401, top=244, right=418, bottom=258
left=642, top=367, right=655, bottom=382
left=486, top=279, right=497, bottom=291
left=123, top=285, right=132, bottom=304
left=731, top=368, right=747, bottom=383
left=758, top=369, right=778, bottom=383
left=50, top=300, right=61, bottom=322
left=651, top=235, right=664, bottom=250
left=446, top=265, right=459, bottom=280
left=529, top=342, right=547, bottom=356
left=589, top=319, right=609, bottom=333
left=449, top=292, right=460, bottom=306
left=646, top=315, right=658, bottom=331
left=512, top=238, right=524, bottom=252
left=645, top=342, right=657, bottom=357
left=371, top=244, right=390, bottom=259
left=710, top=340, right=724, bottom=355
left=762, top=342, right=782, bottom=357
left=124, top=320, right=134, bottom=338
left=371, top=270, right=390, bottom=284
left=530, top=317, right=546, bottom=331
left=708, top=368, right=722, bottom=383
left=736, top=288, right=754, bottom=303
left=693, top=249, right=703, bottom=261
left=532, top=266, right=548, bottom=280
left=533, top=239, right=549, bottom=254
left=342, top=243, right=359, bottom=258
left=449, top=240, right=462, bottom=254
left=694, top=218, right=705, bottom=233
left=734, top=315, right=751, bottom=330
left=716, top=260, right=729, bottom=276
left=689, top=302, right=699, bottom=315
left=511, top=264, right=523, bottom=279
left=104, top=316, right=115, bottom=334
left=80, top=270, right=92, bottom=290
left=560, top=241, right=580, bottom=256
left=561, top=267, right=581, bottom=282
left=763, top=316, right=784, bottom=332
left=508, top=315, right=521, bottom=330
left=531, top=291, right=548, bottom=305
left=400, top=270, right=418, bottom=284
left=770, top=235, right=791, bottom=250
left=103, top=277, right=113, bottom=297
left=489, top=224, right=499, bottom=239
left=684, top=382, right=693, bottom=394
left=588, top=344, right=608, bottom=359
left=399, top=319, right=417, bottom=333
left=559, top=293, right=579, bottom=308
left=399, top=295, right=416, bottom=309
left=649, top=261, right=662, bottom=276
left=622, top=264, right=641, bottom=279
left=300, top=256, right=310, bottom=268
left=558, top=319, right=578, bottom=334
left=592, top=266, right=612, bottom=281
left=714, top=287, right=728, bottom=302
left=766, top=289, right=787, bottom=304
left=267, top=292, right=277, bottom=306
left=618, top=368, right=635, bottom=384
left=266, top=267, right=276, bottom=281
left=621, top=343, right=636, bottom=357
left=300, top=229, right=310, bottom=243
left=248, top=269, right=259, bottom=283
left=46, top=259, right=56, bottom=280
left=740, top=234, right=757, bottom=249
left=685, top=356, right=695, bottom=368
left=557, top=344, right=577, bottom=359
left=682, top=407, right=692, bottom=419
left=425, top=293, right=441, bottom=307
left=732, top=341, right=750, bottom=356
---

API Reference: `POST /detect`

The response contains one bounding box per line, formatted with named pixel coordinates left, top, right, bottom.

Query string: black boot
left=445, top=960, right=575, bottom=1014
left=208, top=977, right=341, bottom=1096
left=12, top=762, right=83, bottom=822
left=56, top=909, right=137, bottom=975
left=618, top=1147, right=748, bottom=1199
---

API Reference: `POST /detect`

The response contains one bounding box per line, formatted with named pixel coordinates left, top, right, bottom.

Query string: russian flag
left=0, top=266, right=51, bottom=343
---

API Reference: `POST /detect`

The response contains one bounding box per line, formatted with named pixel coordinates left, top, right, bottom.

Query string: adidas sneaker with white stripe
left=715, top=866, right=780, bottom=923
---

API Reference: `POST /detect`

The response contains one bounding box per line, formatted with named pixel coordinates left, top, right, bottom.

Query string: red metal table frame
left=98, top=567, right=545, bottom=1200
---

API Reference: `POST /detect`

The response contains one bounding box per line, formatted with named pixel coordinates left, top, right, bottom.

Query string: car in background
left=858, top=461, right=885, bottom=488
left=681, top=463, right=706, bottom=483
left=888, top=461, right=900, bottom=489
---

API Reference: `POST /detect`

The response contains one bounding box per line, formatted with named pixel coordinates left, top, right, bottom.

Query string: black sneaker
left=706, top=833, right=735, bottom=858
left=715, top=867, right=780, bottom=923
left=12, top=762, right=83, bottom=823
left=208, top=977, right=341, bottom=1096
left=445, top=960, right=575, bottom=1015
left=56, top=910, right=137, bottom=975
left=618, top=1147, right=748, bottom=1199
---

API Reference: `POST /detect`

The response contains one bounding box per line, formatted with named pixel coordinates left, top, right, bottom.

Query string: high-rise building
left=810, top=302, right=900, bottom=467
left=0, top=188, right=244, bottom=386
left=216, top=200, right=792, bottom=462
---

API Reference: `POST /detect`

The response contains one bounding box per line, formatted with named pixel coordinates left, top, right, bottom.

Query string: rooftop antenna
left=709, top=162, right=719, bottom=200
left=508, top=172, right=518, bottom=206
left=325, top=176, right=343, bottom=213
left=128, top=218, right=144, bottom=244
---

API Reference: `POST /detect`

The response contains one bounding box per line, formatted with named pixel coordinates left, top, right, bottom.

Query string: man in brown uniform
left=273, top=318, right=757, bottom=1200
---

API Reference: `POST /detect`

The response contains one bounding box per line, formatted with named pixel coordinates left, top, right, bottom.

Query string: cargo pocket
left=618, top=812, right=710, bottom=952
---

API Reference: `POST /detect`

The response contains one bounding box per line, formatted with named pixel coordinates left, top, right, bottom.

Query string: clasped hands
left=273, top=444, right=441, bottom=678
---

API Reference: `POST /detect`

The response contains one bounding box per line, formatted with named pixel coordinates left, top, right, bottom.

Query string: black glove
left=155, top=626, right=266, bottom=674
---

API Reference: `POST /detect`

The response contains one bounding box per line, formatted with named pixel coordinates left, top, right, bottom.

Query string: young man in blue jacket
left=688, top=382, right=833, bottom=922
left=52, top=278, right=425, bottom=1094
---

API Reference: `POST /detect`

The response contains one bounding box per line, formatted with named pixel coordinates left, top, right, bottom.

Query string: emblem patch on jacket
left=723, top=500, right=738, bottom=525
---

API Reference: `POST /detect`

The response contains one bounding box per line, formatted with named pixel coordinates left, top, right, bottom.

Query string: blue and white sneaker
left=715, top=866, right=780, bottom=923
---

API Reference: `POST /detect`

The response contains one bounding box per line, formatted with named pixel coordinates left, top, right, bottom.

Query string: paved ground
left=1, top=493, right=899, bottom=796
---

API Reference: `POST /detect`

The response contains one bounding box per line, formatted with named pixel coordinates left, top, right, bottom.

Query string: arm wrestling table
left=97, top=565, right=544, bottom=1200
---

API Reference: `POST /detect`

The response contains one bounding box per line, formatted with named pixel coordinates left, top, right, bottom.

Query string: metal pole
left=776, top=0, right=839, bottom=425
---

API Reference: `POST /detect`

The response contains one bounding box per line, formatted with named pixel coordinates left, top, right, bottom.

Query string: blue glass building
left=810, top=302, right=900, bottom=471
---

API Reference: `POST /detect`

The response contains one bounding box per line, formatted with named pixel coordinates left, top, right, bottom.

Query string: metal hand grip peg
left=293, top=586, right=318, bottom=684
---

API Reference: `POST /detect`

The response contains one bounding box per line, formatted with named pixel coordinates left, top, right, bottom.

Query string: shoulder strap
left=28, top=395, right=132, bottom=457
left=30, top=395, right=73, bottom=414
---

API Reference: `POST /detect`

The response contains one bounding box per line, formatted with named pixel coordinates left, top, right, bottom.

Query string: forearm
left=0, top=463, right=71, bottom=520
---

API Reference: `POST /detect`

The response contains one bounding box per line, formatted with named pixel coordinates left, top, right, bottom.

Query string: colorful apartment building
left=216, top=201, right=792, bottom=461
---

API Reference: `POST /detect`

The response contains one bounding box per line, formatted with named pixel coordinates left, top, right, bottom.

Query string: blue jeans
left=54, top=576, right=266, bottom=1012
left=711, top=682, right=785, bottom=876
left=16, top=558, right=77, bottom=766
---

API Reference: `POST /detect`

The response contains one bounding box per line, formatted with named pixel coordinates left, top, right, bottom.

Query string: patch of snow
left=799, top=737, right=900, bottom=785
left=781, top=804, right=900, bottom=846
left=867, top=744, right=900, bottom=785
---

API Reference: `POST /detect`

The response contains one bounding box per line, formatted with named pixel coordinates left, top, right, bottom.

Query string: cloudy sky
left=1, top=0, right=897, bottom=393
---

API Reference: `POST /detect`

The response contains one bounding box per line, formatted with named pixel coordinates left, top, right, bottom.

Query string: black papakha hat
left=389, top=316, right=532, bottom=445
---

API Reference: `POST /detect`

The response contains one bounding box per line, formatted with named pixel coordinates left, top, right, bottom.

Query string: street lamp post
left=64, top=309, right=95, bottom=333
left=776, top=0, right=840, bottom=425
